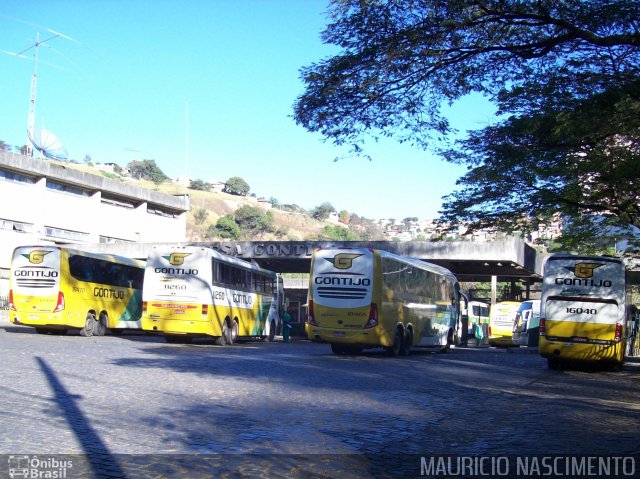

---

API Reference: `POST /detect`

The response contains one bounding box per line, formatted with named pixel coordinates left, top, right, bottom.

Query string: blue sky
left=0, top=1, right=496, bottom=220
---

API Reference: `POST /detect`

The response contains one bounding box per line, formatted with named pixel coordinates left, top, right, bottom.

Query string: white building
left=0, top=151, right=190, bottom=295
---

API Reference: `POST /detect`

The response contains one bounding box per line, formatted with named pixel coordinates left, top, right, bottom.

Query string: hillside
left=58, top=161, right=341, bottom=241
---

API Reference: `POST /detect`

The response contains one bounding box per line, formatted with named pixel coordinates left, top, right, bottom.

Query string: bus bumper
left=306, top=325, right=390, bottom=347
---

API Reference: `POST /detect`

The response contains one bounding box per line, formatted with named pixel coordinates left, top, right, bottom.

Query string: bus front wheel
left=80, top=313, right=95, bottom=337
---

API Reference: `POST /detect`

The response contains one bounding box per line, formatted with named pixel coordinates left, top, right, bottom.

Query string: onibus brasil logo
left=8, top=455, right=73, bottom=478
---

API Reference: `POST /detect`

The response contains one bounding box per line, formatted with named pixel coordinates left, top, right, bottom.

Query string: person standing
left=282, top=308, right=292, bottom=343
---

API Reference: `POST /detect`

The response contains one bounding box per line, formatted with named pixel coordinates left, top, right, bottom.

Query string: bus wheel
left=221, top=319, right=233, bottom=345
left=400, top=329, right=413, bottom=356
left=214, top=335, right=226, bottom=346
left=386, top=327, right=403, bottom=356
left=94, top=313, right=108, bottom=337
left=80, top=313, right=95, bottom=337
left=230, top=319, right=239, bottom=344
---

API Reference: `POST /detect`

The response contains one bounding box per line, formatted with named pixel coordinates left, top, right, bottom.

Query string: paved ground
left=0, top=322, right=639, bottom=478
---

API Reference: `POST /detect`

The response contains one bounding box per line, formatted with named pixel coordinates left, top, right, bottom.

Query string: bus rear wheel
left=400, top=329, right=413, bottom=356
left=80, top=313, right=95, bottom=337
left=94, top=313, right=108, bottom=336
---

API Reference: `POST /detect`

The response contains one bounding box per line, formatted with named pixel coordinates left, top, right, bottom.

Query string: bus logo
left=324, top=253, right=362, bottom=270
left=164, top=253, right=191, bottom=266
left=570, top=263, right=603, bottom=279
left=22, top=250, right=51, bottom=264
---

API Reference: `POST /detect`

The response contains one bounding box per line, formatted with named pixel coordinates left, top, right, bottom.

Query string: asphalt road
left=0, top=324, right=639, bottom=478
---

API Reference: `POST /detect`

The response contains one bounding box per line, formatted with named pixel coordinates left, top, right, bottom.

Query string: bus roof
left=149, top=245, right=276, bottom=276
left=316, top=247, right=457, bottom=280
left=12, top=245, right=145, bottom=268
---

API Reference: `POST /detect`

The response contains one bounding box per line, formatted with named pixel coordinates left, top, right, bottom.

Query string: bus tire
left=94, top=313, right=108, bottom=337
left=80, top=313, right=95, bottom=337
left=231, top=318, right=239, bottom=344
left=400, top=328, right=413, bottom=356
left=386, top=326, right=403, bottom=357
left=215, top=335, right=226, bottom=346
left=221, top=319, right=233, bottom=345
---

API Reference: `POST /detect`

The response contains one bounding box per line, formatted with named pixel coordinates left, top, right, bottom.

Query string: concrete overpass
left=79, top=237, right=546, bottom=284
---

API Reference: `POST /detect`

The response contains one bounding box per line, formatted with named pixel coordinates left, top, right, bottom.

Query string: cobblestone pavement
left=0, top=323, right=639, bottom=478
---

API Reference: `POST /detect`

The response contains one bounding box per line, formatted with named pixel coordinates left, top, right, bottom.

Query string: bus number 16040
left=566, top=307, right=597, bottom=315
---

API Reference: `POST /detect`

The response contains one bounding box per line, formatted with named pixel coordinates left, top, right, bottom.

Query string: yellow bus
left=9, top=245, right=145, bottom=336
left=141, top=246, right=282, bottom=344
left=488, top=301, right=521, bottom=346
left=539, top=254, right=627, bottom=370
left=306, top=247, right=462, bottom=356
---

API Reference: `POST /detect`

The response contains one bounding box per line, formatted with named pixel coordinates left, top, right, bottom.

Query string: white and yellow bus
left=539, top=254, right=627, bottom=370
left=9, top=245, right=145, bottom=336
left=141, top=246, right=282, bottom=344
left=488, top=301, right=521, bottom=346
left=306, top=247, right=462, bottom=356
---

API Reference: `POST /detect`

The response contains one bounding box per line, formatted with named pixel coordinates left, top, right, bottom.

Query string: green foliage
left=294, top=0, right=640, bottom=253
left=338, top=210, right=350, bottom=224
left=234, top=205, right=276, bottom=236
left=318, top=225, right=360, bottom=241
left=211, top=215, right=241, bottom=239
left=224, top=176, right=250, bottom=196
left=311, top=202, right=336, bottom=221
left=193, top=207, right=209, bottom=226
left=189, top=179, right=211, bottom=191
left=127, top=159, right=169, bottom=184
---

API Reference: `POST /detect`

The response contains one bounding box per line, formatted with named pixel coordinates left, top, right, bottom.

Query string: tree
left=318, top=225, right=360, bottom=241
left=312, top=202, right=336, bottom=221
left=338, top=209, right=350, bottom=224
left=294, top=1, right=640, bottom=251
left=211, top=215, right=241, bottom=240
left=127, top=159, right=169, bottom=184
left=234, top=205, right=276, bottom=236
left=0, top=140, right=9, bottom=152
left=223, top=176, right=250, bottom=196
left=189, top=179, right=211, bottom=191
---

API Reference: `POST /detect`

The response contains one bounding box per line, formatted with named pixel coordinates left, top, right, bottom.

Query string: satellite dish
left=27, top=126, right=68, bottom=161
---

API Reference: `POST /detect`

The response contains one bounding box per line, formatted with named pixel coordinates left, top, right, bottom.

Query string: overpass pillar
left=491, top=276, right=497, bottom=305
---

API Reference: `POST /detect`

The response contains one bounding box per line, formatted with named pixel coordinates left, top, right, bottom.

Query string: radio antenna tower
left=11, top=28, right=71, bottom=156
left=19, top=32, right=58, bottom=156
